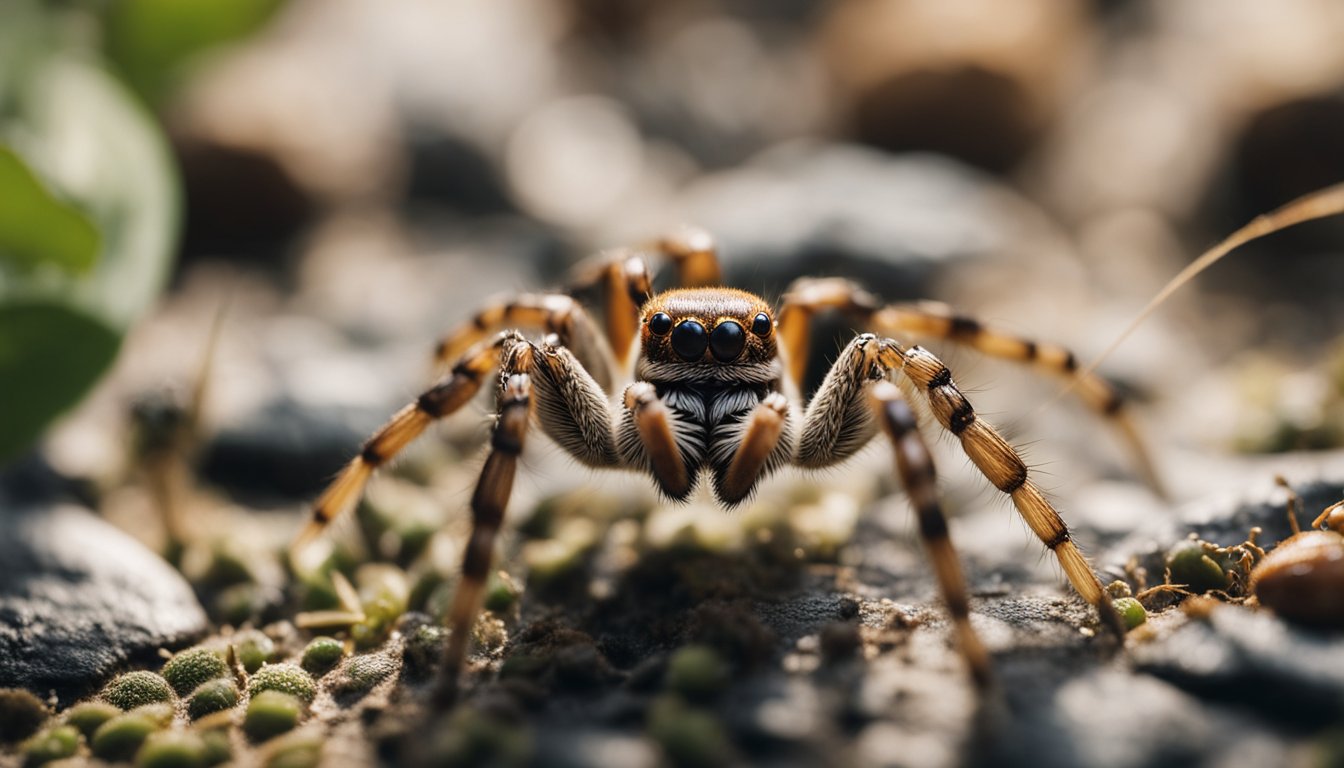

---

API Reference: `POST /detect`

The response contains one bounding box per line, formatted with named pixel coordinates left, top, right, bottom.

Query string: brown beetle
left=1250, top=484, right=1344, bottom=629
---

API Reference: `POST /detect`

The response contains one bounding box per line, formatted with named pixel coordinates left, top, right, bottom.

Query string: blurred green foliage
left=0, top=0, right=285, bottom=460
left=103, top=0, right=287, bottom=106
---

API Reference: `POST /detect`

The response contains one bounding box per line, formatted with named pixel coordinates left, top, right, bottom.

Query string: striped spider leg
left=296, top=229, right=1130, bottom=707
left=778, top=282, right=1129, bottom=640
left=778, top=277, right=1165, bottom=498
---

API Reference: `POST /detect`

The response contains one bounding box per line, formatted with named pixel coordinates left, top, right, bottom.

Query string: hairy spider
left=294, top=227, right=1156, bottom=702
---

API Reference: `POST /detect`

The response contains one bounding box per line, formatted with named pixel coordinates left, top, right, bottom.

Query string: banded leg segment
left=571, top=226, right=724, bottom=367
left=436, top=359, right=536, bottom=705
left=293, top=334, right=508, bottom=550
left=432, top=294, right=616, bottom=392
left=895, top=343, right=1126, bottom=639
left=869, top=381, right=991, bottom=690
left=777, top=277, right=1162, bottom=496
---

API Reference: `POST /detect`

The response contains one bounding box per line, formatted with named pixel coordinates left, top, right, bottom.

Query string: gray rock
left=1133, top=605, right=1344, bottom=728
left=0, top=501, right=207, bottom=707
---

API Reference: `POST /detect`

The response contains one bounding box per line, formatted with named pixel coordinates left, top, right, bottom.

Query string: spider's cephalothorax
left=622, top=288, right=792, bottom=504
left=297, top=227, right=1154, bottom=704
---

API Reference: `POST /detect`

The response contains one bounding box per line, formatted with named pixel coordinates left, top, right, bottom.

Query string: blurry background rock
left=6, top=0, right=1344, bottom=766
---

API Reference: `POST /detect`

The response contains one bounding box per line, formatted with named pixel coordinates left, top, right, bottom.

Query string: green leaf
left=0, top=48, right=179, bottom=460
left=0, top=304, right=122, bottom=456
left=103, top=0, right=287, bottom=105
left=0, top=145, right=100, bottom=272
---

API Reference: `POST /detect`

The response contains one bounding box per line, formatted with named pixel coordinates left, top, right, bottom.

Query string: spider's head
left=638, top=288, right=778, bottom=378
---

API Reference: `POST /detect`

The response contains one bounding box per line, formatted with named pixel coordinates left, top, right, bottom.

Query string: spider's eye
left=751, top=313, right=771, bottom=336
left=671, top=320, right=708, bottom=361
left=648, top=312, right=673, bottom=335
left=709, top=321, right=745, bottom=363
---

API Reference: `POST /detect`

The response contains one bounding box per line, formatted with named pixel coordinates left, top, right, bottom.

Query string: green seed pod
left=102, top=671, right=176, bottom=711
left=247, top=664, right=316, bottom=703
left=186, top=679, right=239, bottom=720
left=665, top=645, right=729, bottom=701
left=1113, top=597, right=1147, bottom=630
left=331, top=654, right=396, bottom=697
left=0, top=688, right=50, bottom=743
left=20, top=725, right=79, bottom=766
left=135, top=730, right=207, bottom=768
left=231, top=630, right=276, bottom=674
left=162, top=648, right=229, bottom=697
left=243, top=691, right=302, bottom=741
left=1166, top=540, right=1229, bottom=593
left=63, top=701, right=120, bottom=740
left=91, top=713, right=159, bottom=762
left=300, top=637, right=344, bottom=676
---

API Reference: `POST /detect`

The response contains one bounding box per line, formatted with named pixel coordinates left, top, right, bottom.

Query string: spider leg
left=570, top=226, right=724, bottom=366
left=893, top=342, right=1127, bottom=639
left=794, top=334, right=887, bottom=468
left=777, top=277, right=1164, bottom=496
left=619, top=382, right=697, bottom=500
left=869, top=380, right=992, bottom=690
left=293, top=333, right=510, bottom=550
left=431, top=294, right=616, bottom=393
left=436, top=348, right=536, bottom=705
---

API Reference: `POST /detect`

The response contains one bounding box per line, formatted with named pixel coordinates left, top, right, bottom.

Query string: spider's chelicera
left=296, top=227, right=1154, bottom=703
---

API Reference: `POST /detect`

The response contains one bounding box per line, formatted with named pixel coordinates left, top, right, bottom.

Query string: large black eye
left=751, top=313, right=771, bottom=336
left=648, top=312, right=673, bottom=335
left=709, top=321, right=745, bottom=362
left=670, top=320, right=708, bottom=361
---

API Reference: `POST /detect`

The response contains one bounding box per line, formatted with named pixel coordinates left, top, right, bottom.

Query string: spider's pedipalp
left=869, top=380, right=991, bottom=691
left=715, top=392, right=794, bottom=504
left=896, top=344, right=1127, bottom=639
left=620, top=382, right=696, bottom=500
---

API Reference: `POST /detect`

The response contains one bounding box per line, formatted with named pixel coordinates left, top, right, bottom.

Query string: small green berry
left=331, top=654, right=396, bottom=697
left=135, top=730, right=207, bottom=768
left=102, top=671, right=175, bottom=710
left=0, top=688, right=49, bottom=743
left=91, top=713, right=159, bottom=762
left=665, top=645, right=729, bottom=701
left=162, top=648, right=229, bottom=696
left=21, top=725, right=79, bottom=766
left=300, top=637, right=344, bottom=675
left=187, top=679, right=239, bottom=720
left=243, top=691, right=302, bottom=741
left=248, top=664, right=316, bottom=703
left=231, top=630, right=275, bottom=674
left=1166, top=540, right=1229, bottom=593
left=1114, top=597, right=1148, bottom=631
left=63, top=701, right=120, bottom=739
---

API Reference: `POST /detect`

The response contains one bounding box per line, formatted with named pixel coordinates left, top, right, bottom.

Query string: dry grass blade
left=1073, top=182, right=1344, bottom=394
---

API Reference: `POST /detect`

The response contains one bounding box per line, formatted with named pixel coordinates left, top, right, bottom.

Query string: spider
left=293, top=226, right=1160, bottom=704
